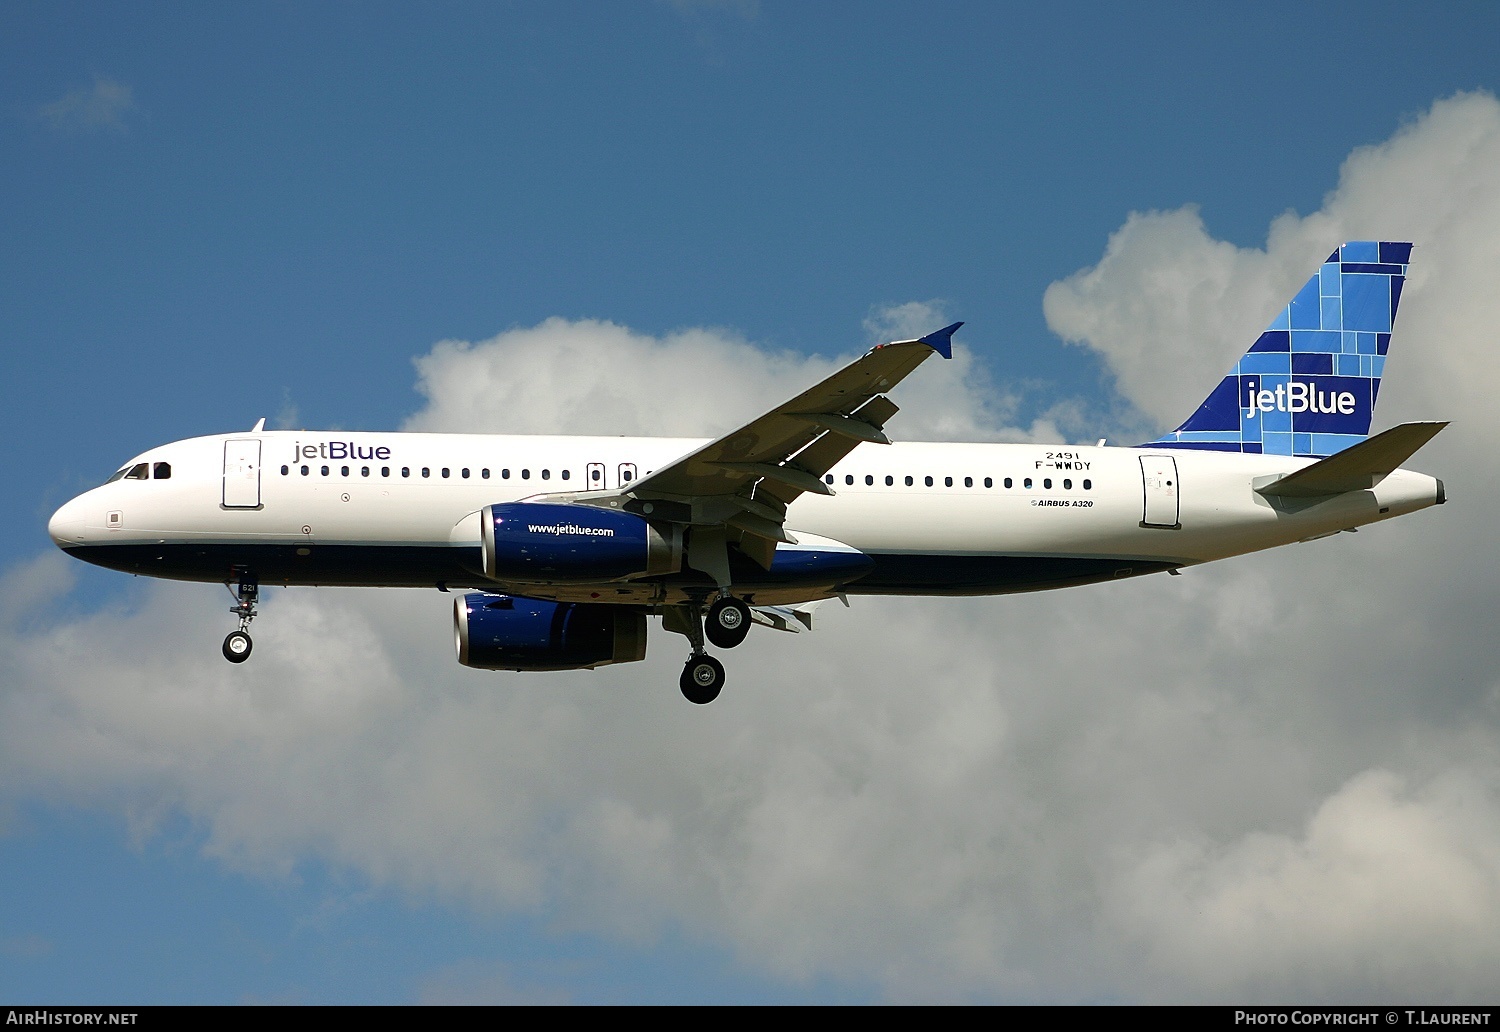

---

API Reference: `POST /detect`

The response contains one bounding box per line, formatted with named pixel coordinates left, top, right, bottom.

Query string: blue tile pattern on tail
left=1146, top=242, right=1410, bottom=458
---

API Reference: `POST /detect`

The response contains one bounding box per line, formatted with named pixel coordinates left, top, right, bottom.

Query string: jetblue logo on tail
left=1243, top=380, right=1357, bottom=418
left=1147, top=241, right=1409, bottom=459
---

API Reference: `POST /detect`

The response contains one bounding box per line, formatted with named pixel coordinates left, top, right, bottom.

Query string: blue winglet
left=918, top=322, right=963, bottom=359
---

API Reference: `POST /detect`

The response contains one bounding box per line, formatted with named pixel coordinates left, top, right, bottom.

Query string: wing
left=552, top=322, right=961, bottom=572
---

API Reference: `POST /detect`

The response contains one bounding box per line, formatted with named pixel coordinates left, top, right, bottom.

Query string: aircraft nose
left=48, top=496, right=87, bottom=547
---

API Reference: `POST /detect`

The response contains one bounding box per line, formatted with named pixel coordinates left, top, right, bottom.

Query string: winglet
left=918, top=322, right=963, bottom=360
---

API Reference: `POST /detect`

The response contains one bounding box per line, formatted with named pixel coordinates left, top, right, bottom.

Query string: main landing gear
left=675, top=594, right=751, bottom=705
left=222, top=574, right=259, bottom=664
left=680, top=654, right=725, bottom=706
left=705, top=595, right=751, bottom=649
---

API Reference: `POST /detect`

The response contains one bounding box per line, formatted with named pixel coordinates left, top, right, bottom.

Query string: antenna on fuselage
left=250, top=417, right=266, bottom=432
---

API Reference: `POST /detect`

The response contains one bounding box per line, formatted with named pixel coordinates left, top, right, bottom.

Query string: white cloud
left=8, top=92, right=1500, bottom=1001
left=37, top=77, right=137, bottom=134
left=1043, top=92, right=1500, bottom=437
left=1113, top=767, right=1500, bottom=1001
left=862, top=299, right=952, bottom=344
left=402, top=313, right=1052, bottom=444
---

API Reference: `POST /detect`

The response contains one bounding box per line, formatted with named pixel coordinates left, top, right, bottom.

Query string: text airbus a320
left=50, top=242, right=1447, bottom=703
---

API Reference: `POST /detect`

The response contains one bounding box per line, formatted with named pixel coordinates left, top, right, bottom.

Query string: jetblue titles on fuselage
left=295, top=441, right=394, bottom=462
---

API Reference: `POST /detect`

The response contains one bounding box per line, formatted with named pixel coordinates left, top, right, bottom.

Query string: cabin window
left=401, top=467, right=410, bottom=477
left=1024, top=478, right=1032, bottom=488
left=984, top=477, right=993, bottom=488
left=542, top=469, right=550, bottom=480
left=421, top=468, right=430, bottom=478
left=825, top=475, right=834, bottom=485
left=382, top=467, right=390, bottom=477
left=362, top=466, right=370, bottom=477
left=502, top=469, right=511, bottom=479
left=561, top=469, right=570, bottom=481
left=280, top=465, right=289, bottom=476
left=964, top=476, right=973, bottom=488
left=521, top=469, right=530, bottom=480
left=590, top=468, right=601, bottom=483
left=945, top=476, right=953, bottom=487
left=461, top=468, right=470, bottom=479
left=482, top=469, right=490, bottom=479
left=341, top=465, right=350, bottom=477
left=884, top=475, right=893, bottom=486
left=1083, top=479, right=1092, bottom=490
left=442, top=468, right=450, bottom=478
left=1044, top=478, right=1052, bottom=489
left=301, top=465, right=309, bottom=476
left=1005, top=477, right=1013, bottom=488
left=322, top=466, right=330, bottom=476
left=845, top=475, right=854, bottom=486
left=904, top=475, right=913, bottom=486
left=1064, top=479, right=1072, bottom=489
left=865, top=475, right=873, bottom=485
left=924, top=476, right=933, bottom=487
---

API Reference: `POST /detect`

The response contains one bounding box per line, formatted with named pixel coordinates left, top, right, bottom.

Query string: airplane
left=48, top=241, right=1447, bottom=704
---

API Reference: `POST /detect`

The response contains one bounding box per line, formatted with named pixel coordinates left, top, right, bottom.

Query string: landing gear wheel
left=705, top=597, right=751, bottom=649
left=222, top=630, right=253, bottom=663
left=679, top=655, right=725, bottom=705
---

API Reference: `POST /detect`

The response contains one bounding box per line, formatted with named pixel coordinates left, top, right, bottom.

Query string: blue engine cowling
left=455, top=593, right=648, bottom=671
left=481, top=502, right=682, bottom=582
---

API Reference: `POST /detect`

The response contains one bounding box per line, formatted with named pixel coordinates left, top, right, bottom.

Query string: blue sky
left=5, top=1, right=1500, bottom=1004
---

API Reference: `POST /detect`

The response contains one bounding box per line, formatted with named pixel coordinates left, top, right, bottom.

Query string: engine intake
left=481, top=502, right=681, bottom=582
left=455, top=592, right=647, bottom=671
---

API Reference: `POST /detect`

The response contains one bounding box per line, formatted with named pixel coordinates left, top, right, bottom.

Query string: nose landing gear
left=222, top=574, right=259, bottom=664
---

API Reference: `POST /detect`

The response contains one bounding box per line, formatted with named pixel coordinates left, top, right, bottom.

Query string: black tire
left=222, top=630, right=253, bottom=664
left=679, top=654, right=725, bottom=704
left=705, top=597, right=751, bottom=649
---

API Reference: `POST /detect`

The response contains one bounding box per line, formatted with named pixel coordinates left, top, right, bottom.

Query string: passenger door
left=1139, top=455, right=1180, bottom=529
left=223, top=440, right=262, bottom=509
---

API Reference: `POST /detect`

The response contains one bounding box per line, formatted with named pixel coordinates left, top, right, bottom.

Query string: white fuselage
left=48, top=430, right=1443, bottom=606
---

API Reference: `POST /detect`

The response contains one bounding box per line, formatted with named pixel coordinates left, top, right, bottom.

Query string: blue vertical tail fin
left=1147, top=241, right=1411, bottom=458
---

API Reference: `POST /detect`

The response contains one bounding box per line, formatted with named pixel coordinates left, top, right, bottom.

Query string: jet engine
left=454, top=592, right=647, bottom=671
left=480, top=502, right=682, bottom=582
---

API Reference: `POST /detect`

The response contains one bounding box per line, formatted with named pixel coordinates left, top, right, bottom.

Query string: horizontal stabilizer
left=1256, top=421, right=1448, bottom=498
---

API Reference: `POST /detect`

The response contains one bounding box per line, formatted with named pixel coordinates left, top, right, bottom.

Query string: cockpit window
left=153, top=462, right=172, bottom=480
left=105, top=461, right=153, bottom=484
